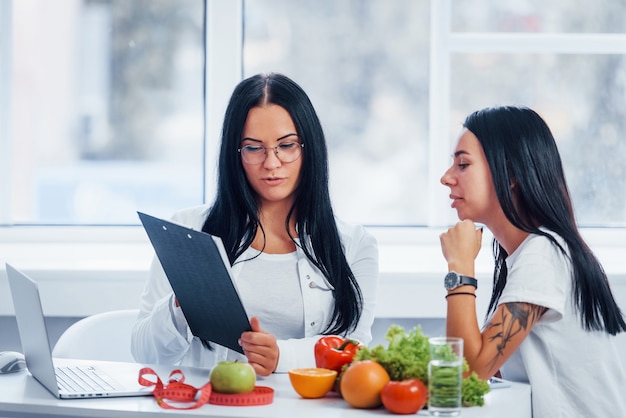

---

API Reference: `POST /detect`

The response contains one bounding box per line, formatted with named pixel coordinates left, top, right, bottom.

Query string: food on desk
left=339, top=360, right=390, bottom=409
left=288, top=368, right=337, bottom=399
left=352, top=325, right=490, bottom=408
left=209, top=361, right=256, bottom=394
left=314, top=335, right=362, bottom=373
left=303, top=326, right=490, bottom=413
left=381, top=378, right=428, bottom=415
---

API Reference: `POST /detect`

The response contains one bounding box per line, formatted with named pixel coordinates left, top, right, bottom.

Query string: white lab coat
left=131, top=204, right=379, bottom=373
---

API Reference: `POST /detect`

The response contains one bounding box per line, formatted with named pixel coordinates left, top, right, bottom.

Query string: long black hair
left=465, top=106, right=626, bottom=335
left=202, top=73, right=362, bottom=336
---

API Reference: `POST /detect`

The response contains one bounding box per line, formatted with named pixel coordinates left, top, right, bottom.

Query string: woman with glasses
left=132, top=73, right=379, bottom=376
left=440, top=106, right=626, bottom=417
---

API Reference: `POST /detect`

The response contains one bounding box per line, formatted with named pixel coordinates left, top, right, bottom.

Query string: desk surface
left=0, top=361, right=531, bottom=418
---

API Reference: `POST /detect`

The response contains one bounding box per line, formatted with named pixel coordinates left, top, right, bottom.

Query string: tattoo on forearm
left=485, top=303, right=545, bottom=370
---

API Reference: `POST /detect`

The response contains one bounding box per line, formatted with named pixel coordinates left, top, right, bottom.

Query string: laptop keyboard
left=56, top=365, right=122, bottom=393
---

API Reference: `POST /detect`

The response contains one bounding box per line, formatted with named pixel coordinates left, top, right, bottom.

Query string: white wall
left=1, top=227, right=625, bottom=355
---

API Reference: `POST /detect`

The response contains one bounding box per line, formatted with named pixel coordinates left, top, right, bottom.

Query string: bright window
left=2, top=0, right=626, bottom=228
left=243, top=0, right=431, bottom=225
left=4, top=0, right=205, bottom=225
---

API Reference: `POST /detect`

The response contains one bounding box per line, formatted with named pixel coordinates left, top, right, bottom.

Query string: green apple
left=209, top=361, right=256, bottom=394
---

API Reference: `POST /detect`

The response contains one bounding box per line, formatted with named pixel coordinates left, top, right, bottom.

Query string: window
left=241, top=0, right=626, bottom=227
left=243, top=0, right=430, bottom=225
left=3, top=0, right=626, bottom=228
left=448, top=1, right=626, bottom=227
left=4, top=0, right=205, bottom=225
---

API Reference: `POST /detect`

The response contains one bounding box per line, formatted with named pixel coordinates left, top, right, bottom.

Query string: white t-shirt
left=237, top=248, right=304, bottom=340
left=497, top=231, right=626, bottom=418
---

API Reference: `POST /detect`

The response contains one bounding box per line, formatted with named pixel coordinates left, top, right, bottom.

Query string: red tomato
left=381, top=378, right=428, bottom=415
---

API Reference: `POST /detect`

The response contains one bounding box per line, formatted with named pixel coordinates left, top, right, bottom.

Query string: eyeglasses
left=238, top=142, right=304, bottom=165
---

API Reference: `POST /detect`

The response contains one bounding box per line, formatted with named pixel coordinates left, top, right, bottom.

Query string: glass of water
left=428, top=337, right=463, bottom=416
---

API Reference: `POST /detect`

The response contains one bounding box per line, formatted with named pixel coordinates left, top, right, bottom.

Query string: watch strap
left=458, top=275, right=478, bottom=288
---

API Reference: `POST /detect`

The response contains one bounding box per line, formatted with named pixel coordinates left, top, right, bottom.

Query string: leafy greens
left=354, top=324, right=490, bottom=407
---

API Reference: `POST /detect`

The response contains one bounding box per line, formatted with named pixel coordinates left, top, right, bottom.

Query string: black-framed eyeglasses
left=238, top=142, right=304, bottom=165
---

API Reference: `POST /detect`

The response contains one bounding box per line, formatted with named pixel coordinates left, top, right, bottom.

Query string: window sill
left=1, top=226, right=625, bottom=319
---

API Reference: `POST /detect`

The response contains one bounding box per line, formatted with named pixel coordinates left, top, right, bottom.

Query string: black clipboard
left=138, top=212, right=251, bottom=354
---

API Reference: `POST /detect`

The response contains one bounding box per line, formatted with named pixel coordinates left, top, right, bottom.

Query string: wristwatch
left=444, top=271, right=478, bottom=290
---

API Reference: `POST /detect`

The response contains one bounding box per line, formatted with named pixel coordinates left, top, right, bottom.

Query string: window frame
left=0, top=0, right=12, bottom=224
left=0, top=0, right=625, bottom=258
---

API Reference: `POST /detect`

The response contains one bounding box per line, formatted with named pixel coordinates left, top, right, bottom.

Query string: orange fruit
left=340, top=360, right=390, bottom=409
left=288, top=368, right=338, bottom=398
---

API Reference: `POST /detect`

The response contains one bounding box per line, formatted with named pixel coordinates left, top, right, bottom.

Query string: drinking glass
left=428, top=337, right=463, bottom=416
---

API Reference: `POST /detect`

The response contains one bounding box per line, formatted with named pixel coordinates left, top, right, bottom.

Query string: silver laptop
left=6, top=263, right=153, bottom=399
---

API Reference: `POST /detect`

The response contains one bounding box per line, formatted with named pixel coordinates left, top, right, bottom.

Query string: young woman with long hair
left=440, top=106, right=625, bottom=417
left=132, top=73, right=378, bottom=376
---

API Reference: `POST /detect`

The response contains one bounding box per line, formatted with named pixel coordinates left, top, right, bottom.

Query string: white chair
left=52, top=309, right=139, bottom=362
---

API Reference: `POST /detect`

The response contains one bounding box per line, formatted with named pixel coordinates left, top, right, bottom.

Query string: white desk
left=0, top=362, right=531, bottom=418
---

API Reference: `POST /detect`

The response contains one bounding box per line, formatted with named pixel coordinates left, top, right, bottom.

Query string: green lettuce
left=354, top=324, right=490, bottom=407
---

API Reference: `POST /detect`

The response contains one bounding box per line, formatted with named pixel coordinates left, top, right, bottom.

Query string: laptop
left=137, top=212, right=252, bottom=354
left=5, top=263, right=153, bottom=399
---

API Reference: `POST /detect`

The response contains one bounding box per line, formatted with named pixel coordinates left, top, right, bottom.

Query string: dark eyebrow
left=452, top=150, right=470, bottom=158
left=242, top=133, right=298, bottom=143
left=276, top=133, right=298, bottom=141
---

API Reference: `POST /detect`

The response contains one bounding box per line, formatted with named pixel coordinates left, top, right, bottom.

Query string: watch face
left=444, top=272, right=459, bottom=289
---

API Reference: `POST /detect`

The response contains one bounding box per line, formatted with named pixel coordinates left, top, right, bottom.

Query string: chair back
left=52, top=309, right=139, bottom=362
